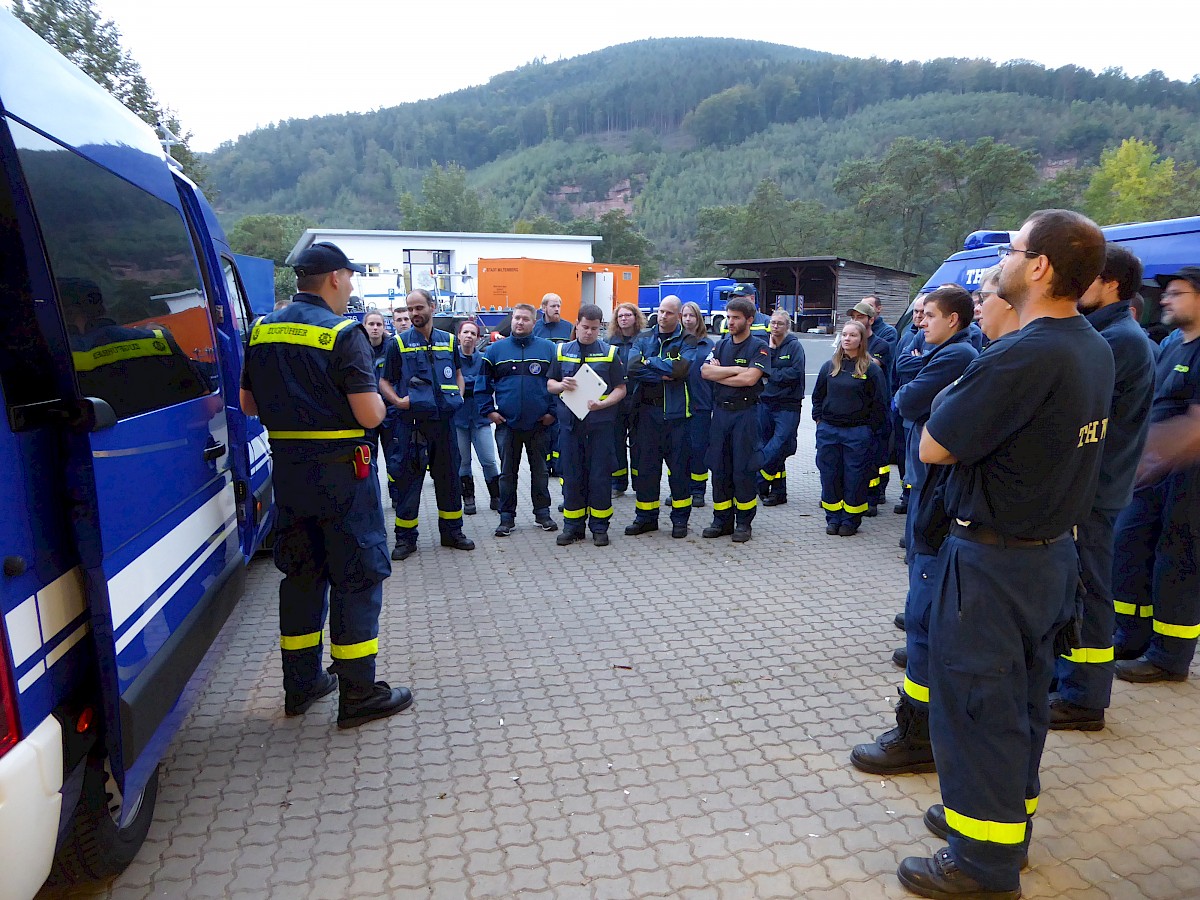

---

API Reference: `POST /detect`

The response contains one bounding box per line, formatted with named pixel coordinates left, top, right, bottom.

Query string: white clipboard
left=559, top=362, right=608, bottom=420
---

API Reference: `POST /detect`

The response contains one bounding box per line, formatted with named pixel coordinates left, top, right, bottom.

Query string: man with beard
left=902, top=210, right=1113, bottom=900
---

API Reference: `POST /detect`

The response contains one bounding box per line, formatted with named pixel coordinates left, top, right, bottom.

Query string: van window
left=10, top=121, right=216, bottom=419
left=221, top=256, right=254, bottom=339
left=0, top=134, right=61, bottom=414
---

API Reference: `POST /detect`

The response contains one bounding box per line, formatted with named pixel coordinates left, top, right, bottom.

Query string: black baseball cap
left=1155, top=266, right=1200, bottom=292
left=729, top=284, right=755, bottom=297
left=292, top=241, right=366, bottom=277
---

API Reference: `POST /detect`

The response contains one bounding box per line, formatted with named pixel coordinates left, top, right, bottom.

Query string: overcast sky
left=48, top=0, right=1200, bottom=152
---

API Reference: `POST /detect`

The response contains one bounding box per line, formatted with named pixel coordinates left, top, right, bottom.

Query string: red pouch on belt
left=353, top=444, right=372, bottom=480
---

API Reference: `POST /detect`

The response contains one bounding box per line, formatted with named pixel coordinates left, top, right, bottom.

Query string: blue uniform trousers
left=387, top=417, right=464, bottom=548
left=868, top=417, right=892, bottom=506
left=1054, top=508, right=1118, bottom=709
left=546, top=419, right=562, bottom=478
left=757, top=405, right=800, bottom=498
left=928, top=535, right=1077, bottom=893
left=902, top=551, right=937, bottom=708
left=611, top=403, right=637, bottom=492
left=561, top=420, right=616, bottom=535
left=815, top=422, right=872, bottom=527
left=1113, top=468, right=1200, bottom=674
left=687, top=409, right=712, bottom=502
left=632, top=404, right=692, bottom=526
left=494, top=423, right=552, bottom=520
left=707, top=405, right=762, bottom=529
left=274, top=456, right=390, bottom=692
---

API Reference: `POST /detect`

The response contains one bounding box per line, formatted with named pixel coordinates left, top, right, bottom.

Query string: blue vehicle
left=922, top=217, right=1200, bottom=337
left=0, top=11, right=274, bottom=897
left=639, top=278, right=756, bottom=331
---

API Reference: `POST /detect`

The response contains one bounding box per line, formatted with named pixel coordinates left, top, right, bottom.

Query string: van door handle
left=204, top=441, right=227, bottom=461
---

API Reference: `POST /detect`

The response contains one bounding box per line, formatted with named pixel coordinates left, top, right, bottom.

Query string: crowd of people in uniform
left=241, top=214, right=1200, bottom=898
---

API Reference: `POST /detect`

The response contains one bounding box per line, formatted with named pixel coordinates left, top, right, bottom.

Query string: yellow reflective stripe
left=250, top=318, right=351, bottom=351
left=630, top=468, right=639, bottom=476
left=612, top=468, right=629, bottom=477
left=691, top=473, right=708, bottom=482
left=438, top=509, right=463, bottom=520
left=672, top=497, right=693, bottom=509
left=280, top=631, right=322, bottom=651
left=563, top=507, right=587, bottom=519
left=399, top=343, right=454, bottom=353
left=844, top=501, right=869, bottom=514
left=330, top=638, right=379, bottom=660
left=869, top=476, right=881, bottom=488
left=879, top=465, right=891, bottom=476
left=1060, top=646, right=1115, bottom=664
left=395, top=517, right=418, bottom=528
left=588, top=506, right=614, bottom=519
left=821, top=500, right=843, bottom=511
left=1154, top=620, right=1200, bottom=640
left=72, top=329, right=173, bottom=372
left=943, top=808, right=1027, bottom=845
left=1026, top=797, right=1038, bottom=816
left=635, top=500, right=658, bottom=511
left=903, top=675, right=929, bottom=704
left=712, top=500, right=733, bottom=511
left=443, top=385, right=460, bottom=391
left=759, top=470, right=776, bottom=481
left=270, top=428, right=366, bottom=440
left=734, top=498, right=757, bottom=511
left=1114, top=600, right=1135, bottom=615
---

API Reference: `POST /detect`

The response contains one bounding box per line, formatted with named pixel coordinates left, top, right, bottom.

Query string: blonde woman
left=811, top=319, right=888, bottom=536
left=607, top=303, right=646, bottom=496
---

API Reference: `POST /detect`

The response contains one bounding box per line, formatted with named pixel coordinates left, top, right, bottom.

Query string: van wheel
left=51, top=755, right=159, bottom=883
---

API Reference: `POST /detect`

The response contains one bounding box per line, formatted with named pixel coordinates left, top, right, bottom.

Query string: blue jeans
left=455, top=423, right=500, bottom=479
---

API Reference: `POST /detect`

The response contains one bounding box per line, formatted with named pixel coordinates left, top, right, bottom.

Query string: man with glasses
left=902, top=211, right=1113, bottom=900
left=1111, top=266, right=1200, bottom=684
left=1050, top=245, right=1155, bottom=731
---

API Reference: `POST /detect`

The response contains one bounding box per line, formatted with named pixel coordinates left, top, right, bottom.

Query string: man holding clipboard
left=547, top=305, right=628, bottom=546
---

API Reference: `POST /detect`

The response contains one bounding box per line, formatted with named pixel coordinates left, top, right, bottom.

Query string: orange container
left=476, top=258, right=639, bottom=323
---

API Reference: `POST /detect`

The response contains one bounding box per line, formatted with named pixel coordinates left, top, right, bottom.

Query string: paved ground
left=47, top=417, right=1200, bottom=899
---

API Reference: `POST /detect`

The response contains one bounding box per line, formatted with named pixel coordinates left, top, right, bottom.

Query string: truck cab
left=0, top=10, right=273, bottom=897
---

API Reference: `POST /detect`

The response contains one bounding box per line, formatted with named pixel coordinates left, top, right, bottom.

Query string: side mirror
left=77, top=396, right=117, bottom=432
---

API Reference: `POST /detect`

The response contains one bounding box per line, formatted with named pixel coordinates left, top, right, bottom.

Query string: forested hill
left=207, top=37, right=1200, bottom=277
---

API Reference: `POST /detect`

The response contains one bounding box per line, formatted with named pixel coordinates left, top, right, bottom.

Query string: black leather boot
left=849, top=690, right=936, bottom=775
left=460, top=476, right=477, bottom=515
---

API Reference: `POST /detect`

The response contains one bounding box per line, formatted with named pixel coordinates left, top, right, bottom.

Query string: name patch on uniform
left=1077, top=417, right=1109, bottom=447
left=1175, top=364, right=1190, bottom=373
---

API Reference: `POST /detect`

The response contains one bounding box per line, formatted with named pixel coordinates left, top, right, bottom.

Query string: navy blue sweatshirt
left=811, top=358, right=888, bottom=429
left=760, top=333, right=806, bottom=410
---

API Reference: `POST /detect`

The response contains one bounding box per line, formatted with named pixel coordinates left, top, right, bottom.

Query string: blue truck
left=638, top=278, right=756, bottom=331
left=0, top=10, right=275, bottom=897
left=921, top=217, right=1200, bottom=337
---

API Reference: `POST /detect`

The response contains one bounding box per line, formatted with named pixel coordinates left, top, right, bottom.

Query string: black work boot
left=849, top=690, right=936, bottom=775
left=898, top=848, right=1020, bottom=899
left=486, top=476, right=501, bottom=511
left=460, top=476, right=477, bottom=516
left=763, top=484, right=787, bottom=506
left=285, top=670, right=338, bottom=717
left=924, top=806, right=1030, bottom=870
left=337, top=681, right=414, bottom=729
left=440, top=529, right=475, bottom=550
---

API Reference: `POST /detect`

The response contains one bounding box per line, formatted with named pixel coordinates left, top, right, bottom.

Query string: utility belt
left=273, top=441, right=375, bottom=479
left=951, top=519, right=1072, bottom=549
left=717, top=396, right=758, bottom=412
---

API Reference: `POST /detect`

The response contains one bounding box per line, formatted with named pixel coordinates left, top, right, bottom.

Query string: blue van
left=920, top=216, right=1200, bottom=336
left=0, top=10, right=274, bottom=897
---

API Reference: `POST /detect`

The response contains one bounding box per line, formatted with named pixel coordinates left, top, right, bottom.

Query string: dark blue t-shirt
left=925, top=315, right=1114, bottom=538
left=1151, top=333, right=1200, bottom=424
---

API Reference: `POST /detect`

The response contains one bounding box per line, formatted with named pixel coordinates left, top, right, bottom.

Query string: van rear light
left=0, top=632, right=19, bottom=758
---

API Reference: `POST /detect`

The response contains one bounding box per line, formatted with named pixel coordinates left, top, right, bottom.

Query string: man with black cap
left=1112, top=265, right=1200, bottom=684
left=849, top=299, right=894, bottom=514
left=720, top=284, right=771, bottom=338
left=241, top=241, right=412, bottom=729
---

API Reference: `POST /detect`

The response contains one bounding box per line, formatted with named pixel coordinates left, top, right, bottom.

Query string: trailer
left=476, top=258, right=639, bottom=329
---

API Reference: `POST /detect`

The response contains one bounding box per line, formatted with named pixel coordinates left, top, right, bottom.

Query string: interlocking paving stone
left=42, top=418, right=1200, bottom=899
